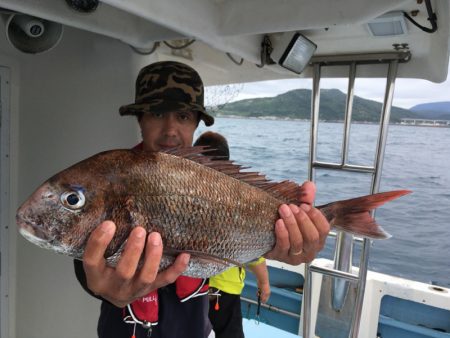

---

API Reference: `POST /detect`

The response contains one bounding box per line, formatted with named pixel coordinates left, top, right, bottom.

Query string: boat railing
left=302, top=51, right=410, bottom=338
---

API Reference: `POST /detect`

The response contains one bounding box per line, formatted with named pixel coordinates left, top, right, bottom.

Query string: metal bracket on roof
left=310, top=51, right=411, bottom=66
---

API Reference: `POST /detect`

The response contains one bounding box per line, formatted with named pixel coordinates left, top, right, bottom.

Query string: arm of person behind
left=265, top=181, right=330, bottom=265
left=75, top=221, right=190, bottom=308
left=247, top=257, right=270, bottom=303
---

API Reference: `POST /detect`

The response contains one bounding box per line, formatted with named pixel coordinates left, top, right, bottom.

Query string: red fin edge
left=317, top=190, right=412, bottom=239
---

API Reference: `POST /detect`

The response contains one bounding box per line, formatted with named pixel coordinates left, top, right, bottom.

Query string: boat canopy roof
left=1, top=0, right=449, bottom=84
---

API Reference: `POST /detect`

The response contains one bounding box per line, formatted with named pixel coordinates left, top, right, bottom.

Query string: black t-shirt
left=73, top=260, right=212, bottom=338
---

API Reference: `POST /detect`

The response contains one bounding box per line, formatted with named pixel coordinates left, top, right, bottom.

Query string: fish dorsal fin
left=162, top=146, right=301, bottom=204
left=261, top=180, right=304, bottom=204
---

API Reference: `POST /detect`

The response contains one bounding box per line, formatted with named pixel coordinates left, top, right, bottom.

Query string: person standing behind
left=193, top=131, right=270, bottom=338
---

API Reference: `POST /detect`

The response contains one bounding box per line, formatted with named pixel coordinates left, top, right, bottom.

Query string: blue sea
left=196, top=117, right=450, bottom=287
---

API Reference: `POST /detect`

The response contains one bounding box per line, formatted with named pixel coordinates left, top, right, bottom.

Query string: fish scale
left=16, top=148, right=411, bottom=278
left=113, top=153, right=280, bottom=276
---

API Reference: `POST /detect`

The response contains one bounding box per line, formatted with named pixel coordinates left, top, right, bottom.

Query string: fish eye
left=61, top=190, right=85, bottom=210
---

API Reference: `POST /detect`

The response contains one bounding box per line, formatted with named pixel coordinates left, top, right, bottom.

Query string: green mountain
left=410, top=101, right=450, bottom=120
left=214, top=89, right=418, bottom=123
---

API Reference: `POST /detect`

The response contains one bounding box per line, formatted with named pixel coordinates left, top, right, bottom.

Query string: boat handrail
left=302, top=52, right=403, bottom=338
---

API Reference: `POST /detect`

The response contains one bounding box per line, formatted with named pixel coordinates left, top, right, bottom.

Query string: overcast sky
left=226, top=66, right=450, bottom=110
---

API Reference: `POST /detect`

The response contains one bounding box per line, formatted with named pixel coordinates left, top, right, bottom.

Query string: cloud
left=229, top=66, right=450, bottom=109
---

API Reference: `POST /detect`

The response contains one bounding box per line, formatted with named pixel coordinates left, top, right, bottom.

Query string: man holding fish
left=81, top=61, right=326, bottom=338
left=17, top=60, right=407, bottom=337
left=14, top=55, right=411, bottom=337
left=13, top=60, right=329, bottom=337
left=76, top=61, right=330, bottom=337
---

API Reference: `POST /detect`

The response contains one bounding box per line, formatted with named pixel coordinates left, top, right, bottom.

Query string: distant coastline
left=212, top=89, right=450, bottom=124
left=215, top=115, right=450, bottom=127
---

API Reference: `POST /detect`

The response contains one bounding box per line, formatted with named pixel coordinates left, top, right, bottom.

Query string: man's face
left=139, top=110, right=199, bottom=151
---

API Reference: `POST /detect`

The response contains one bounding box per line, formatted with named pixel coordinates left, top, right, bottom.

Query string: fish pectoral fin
left=163, top=247, right=243, bottom=269
left=125, top=197, right=146, bottom=227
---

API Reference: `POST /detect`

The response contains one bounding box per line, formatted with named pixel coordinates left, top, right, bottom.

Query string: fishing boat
left=0, top=1, right=449, bottom=337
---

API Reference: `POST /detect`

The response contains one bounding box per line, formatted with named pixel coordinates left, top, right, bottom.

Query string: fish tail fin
left=316, top=190, right=411, bottom=239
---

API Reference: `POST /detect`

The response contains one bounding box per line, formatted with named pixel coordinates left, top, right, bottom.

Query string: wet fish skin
left=16, top=149, right=411, bottom=278
left=16, top=149, right=280, bottom=277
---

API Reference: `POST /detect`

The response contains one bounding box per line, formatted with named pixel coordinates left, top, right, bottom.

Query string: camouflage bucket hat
left=119, top=61, right=214, bottom=126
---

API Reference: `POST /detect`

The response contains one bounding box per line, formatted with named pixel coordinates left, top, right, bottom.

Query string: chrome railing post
left=350, top=59, right=399, bottom=338
left=332, top=62, right=357, bottom=312
left=303, top=62, right=321, bottom=338
left=301, top=53, right=405, bottom=338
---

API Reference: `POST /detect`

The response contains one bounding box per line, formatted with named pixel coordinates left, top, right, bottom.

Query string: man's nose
left=162, top=114, right=178, bottom=134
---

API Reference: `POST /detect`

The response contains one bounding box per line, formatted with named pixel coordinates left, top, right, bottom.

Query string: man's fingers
left=136, top=232, right=164, bottom=288
left=83, top=221, right=116, bottom=274
left=264, top=182, right=330, bottom=265
left=307, top=206, right=331, bottom=248
left=294, top=204, right=330, bottom=261
left=115, top=227, right=147, bottom=281
left=151, top=253, right=190, bottom=290
left=296, top=204, right=319, bottom=259
left=299, top=180, right=329, bottom=242
left=279, top=204, right=303, bottom=256
left=299, top=181, right=316, bottom=205
left=265, top=219, right=289, bottom=260
left=81, top=224, right=191, bottom=307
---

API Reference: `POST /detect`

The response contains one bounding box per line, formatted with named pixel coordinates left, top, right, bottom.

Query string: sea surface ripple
left=197, top=118, right=450, bottom=287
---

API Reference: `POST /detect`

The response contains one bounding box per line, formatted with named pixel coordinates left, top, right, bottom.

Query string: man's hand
left=257, top=281, right=271, bottom=303
left=265, top=181, right=330, bottom=265
left=82, top=221, right=189, bottom=308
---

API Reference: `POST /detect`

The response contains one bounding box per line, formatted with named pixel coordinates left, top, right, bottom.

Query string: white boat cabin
left=0, top=1, right=449, bottom=338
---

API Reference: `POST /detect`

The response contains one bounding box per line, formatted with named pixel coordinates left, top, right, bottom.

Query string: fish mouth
left=19, top=227, right=51, bottom=249
left=17, top=218, right=68, bottom=253
left=18, top=224, right=77, bottom=256
left=16, top=207, right=80, bottom=257
left=16, top=215, right=50, bottom=242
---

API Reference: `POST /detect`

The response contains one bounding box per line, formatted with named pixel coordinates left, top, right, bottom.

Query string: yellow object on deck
left=209, top=257, right=265, bottom=294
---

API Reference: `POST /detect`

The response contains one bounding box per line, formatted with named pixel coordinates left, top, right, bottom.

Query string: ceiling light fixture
left=278, top=33, right=317, bottom=74
left=367, top=11, right=408, bottom=37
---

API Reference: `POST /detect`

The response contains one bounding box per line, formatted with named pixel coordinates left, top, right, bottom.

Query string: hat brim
left=119, top=100, right=214, bottom=126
